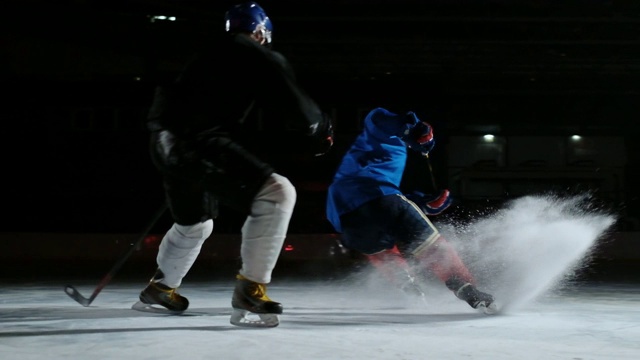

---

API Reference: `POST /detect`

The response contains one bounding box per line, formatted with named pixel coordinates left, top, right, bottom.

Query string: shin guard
left=239, top=174, right=296, bottom=284
left=156, top=220, right=213, bottom=288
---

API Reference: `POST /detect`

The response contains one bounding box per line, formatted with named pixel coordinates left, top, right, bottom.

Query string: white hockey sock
left=239, top=173, right=296, bottom=284
left=157, top=220, right=213, bottom=288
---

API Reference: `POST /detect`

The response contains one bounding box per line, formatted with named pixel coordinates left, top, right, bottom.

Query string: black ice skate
left=446, top=277, right=498, bottom=315
left=455, top=283, right=498, bottom=315
left=230, top=274, right=282, bottom=328
left=131, top=268, right=189, bottom=314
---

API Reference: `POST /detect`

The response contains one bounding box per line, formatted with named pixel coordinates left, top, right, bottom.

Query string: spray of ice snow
left=438, top=193, right=616, bottom=312
left=348, top=193, right=616, bottom=313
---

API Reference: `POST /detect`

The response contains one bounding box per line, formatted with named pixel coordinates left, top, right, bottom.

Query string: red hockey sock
left=414, top=236, right=475, bottom=286
left=366, top=245, right=413, bottom=286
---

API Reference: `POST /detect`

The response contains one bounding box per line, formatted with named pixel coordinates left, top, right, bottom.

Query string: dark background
left=3, top=0, right=639, bottom=237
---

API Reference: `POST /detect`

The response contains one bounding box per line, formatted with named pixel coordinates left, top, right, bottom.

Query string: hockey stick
left=423, top=153, right=438, bottom=190
left=64, top=202, right=168, bottom=307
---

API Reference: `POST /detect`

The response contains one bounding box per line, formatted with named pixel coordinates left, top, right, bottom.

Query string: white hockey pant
left=239, top=173, right=296, bottom=284
left=156, top=219, right=213, bottom=288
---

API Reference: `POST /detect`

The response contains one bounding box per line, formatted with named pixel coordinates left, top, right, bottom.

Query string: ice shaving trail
left=439, top=194, right=616, bottom=312
left=337, top=194, right=616, bottom=313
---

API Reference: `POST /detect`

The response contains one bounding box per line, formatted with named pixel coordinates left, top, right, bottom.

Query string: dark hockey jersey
left=147, top=33, right=330, bottom=154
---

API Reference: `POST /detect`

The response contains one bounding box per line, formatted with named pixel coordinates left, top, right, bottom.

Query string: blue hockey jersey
left=326, top=107, right=421, bottom=232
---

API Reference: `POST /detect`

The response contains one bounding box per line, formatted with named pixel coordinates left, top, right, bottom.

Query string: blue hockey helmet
left=224, top=2, right=273, bottom=44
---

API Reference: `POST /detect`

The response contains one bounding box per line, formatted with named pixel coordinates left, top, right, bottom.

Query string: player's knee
left=410, top=232, right=442, bottom=258
left=256, top=173, right=297, bottom=213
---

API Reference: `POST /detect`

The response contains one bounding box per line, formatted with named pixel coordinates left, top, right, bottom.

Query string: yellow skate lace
left=236, top=274, right=272, bottom=301
left=150, top=282, right=182, bottom=302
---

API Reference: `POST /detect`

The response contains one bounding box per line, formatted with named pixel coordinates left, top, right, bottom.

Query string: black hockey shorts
left=149, top=131, right=274, bottom=225
left=339, top=194, right=437, bottom=255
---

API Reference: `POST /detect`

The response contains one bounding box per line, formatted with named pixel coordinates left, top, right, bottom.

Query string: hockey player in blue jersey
left=326, top=107, right=497, bottom=314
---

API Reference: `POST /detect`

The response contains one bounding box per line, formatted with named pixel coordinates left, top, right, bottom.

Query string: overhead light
left=149, top=15, right=177, bottom=23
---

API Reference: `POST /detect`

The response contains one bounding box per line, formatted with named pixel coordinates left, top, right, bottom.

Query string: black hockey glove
left=402, top=121, right=435, bottom=155
left=313, top=113, right=334, bottom=156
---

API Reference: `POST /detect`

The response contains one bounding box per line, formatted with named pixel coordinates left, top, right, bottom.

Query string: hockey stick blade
left=64, top=284, right=92, bottom=307
left=64, top=273, right=113, bottom=307
left=64, top=203, right=168, bottom=307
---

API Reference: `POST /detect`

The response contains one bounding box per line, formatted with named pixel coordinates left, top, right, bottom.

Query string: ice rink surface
left=1, top=277, right=639, bottom=360
left=2, top=195, right=638, bottom=359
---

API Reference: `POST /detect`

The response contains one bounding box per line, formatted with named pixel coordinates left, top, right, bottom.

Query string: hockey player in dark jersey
left=133, top=2, right=333, bottom=327
left=326, top=107, right=497, bottom=314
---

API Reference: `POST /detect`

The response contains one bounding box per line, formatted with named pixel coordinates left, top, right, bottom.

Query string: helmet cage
left=254, top=23, right=272, bottom=44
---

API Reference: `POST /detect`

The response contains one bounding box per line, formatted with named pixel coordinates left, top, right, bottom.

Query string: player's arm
left=367, top=107, right=435, bottom=155
left=257, top=48, right=334, bottom=155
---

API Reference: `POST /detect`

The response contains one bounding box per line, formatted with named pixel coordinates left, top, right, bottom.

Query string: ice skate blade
left=477, top=301, right=500, bottom=315
left=131, top=301, right=185, bottom=315
left=230, top=308, right=280, bottom=328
